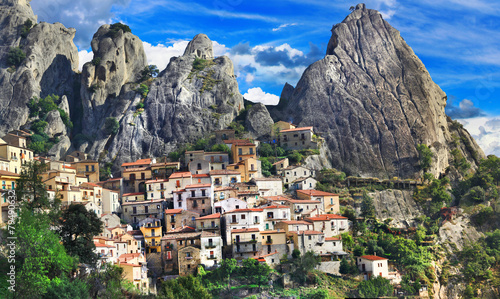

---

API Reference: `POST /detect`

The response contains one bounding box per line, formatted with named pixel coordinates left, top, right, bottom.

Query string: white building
left=102, top=188, right=120, bottom=214
left=261, top=205, right=290, bottom=231
left=188, top=159, right=211, bottom=175
left=280, top=166, right=315, bottom=188
left=223, top=208, right=264, bottom=243
left=252, top=177, right=283, bottom=196
left=214, top=197, right=247, bottom=214
left=200, top=231, right=223, bottom=268
left=172, top=183, right=214, bottom=216
left=291, top=177, right=317, bottom=191
left=145, top=179, right=169, bottom=200
left=210, top=169, right=241, bottom=187
left=304, top=214, right=349, bottom=236
left=357, top=255, right=389, bottom=280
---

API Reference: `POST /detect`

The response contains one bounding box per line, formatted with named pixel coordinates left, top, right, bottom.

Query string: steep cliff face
left=0, top=0, right=78, bottom=137
left=270, top=3, right=484, bottom=179
left=88, top=34, right=244, bottom=168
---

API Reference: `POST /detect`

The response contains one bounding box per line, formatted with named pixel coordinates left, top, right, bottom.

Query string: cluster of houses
left=0, top=124, right=394, bottom=293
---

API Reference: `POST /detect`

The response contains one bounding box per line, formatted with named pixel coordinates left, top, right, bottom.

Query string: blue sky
left=31, top=0, right=500, bottom=155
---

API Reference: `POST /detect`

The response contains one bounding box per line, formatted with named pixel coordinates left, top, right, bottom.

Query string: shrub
left=7, top=47, right=26, bottom=67
left=91, top=57, right=101, bottom=66
left=20, top=19, right=33, bottom=38
left=357, top=276, right=394, bottom=298
left=31, top=121, right=48, bottom=135
left=107, top=22, right=131, bottom=38
left=136, top=102, right=144, bottom=109
left=140, top=65, right=159, bottom=81
left=136, top=84, right=149, bottom=98
left=104, top=117, right=119, bottom=135
left=259, top=143, right=274, bottom=157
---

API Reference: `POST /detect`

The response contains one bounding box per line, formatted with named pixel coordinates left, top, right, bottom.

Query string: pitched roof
left=121, top=159, right=152, bottom=167
left=121, top=199, right=165, bottom=206
left=169, top=172, right=192, bottom=179
left=306, top=214, right=347, bottom=221
left=164, top=208, right=183, bottom=214
left=280, top=126, right=313, bottom=133
left=122, top=192, right=144, bottom=197
left=264, top=195, right=292, bottom=201
left=231, top=228, right=259, bottom=233
left=185, top=183, right=211, bottom=189
left=192, top=173, right=210, bottom=178
left=145, top=179, right=168, bottom=184
left=225, top=208, right=263, bottom=213
left=288, top=199, right=322, bottom=204
left=94, top=242, right=115, bottom=248
left=272, top=159, right=287, bottom=166
left=360, top=255, right=388, bottom=261
left=325, top=237, right=341, bottom=241
left=196, top=213, right=221, bottom=220
left=262, top=205, right=290, bottom=209
left=279, top=220, right=311, bottom=225
left=119, top=263, right=141, bottom=267
left=290, top=230, right=323, bottom=235
left=0, top=170, right=19, bottom=177
left=297, top=189, right=339, bottom=197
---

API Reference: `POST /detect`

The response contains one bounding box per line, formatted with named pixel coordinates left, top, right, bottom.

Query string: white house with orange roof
left=195, top=213, right=221, bottom=232
left=114, top=240, right=129, bottom=260
left=279, top=165, right=315, bottom=188
left=261, top=205, right=291, bottom=230
left=172, top=183, right=213, bottom=216
left=231, top=228, right=261, bottom=260
left=297, top=189, right=340, bottom=214
left=274, top=220, right=313, bottom=235
left=287, top=199, right=324, bottom=220
left=223, top=208, right=264, bottom=244
left=94, top=238, right=117, bottom=265
left=167, top=171, right=193, bottom=191
left=304, top=214, right=349, bottom=236
left=102, top=188, right=120, bottom=214
left=290, top=230, right=330, bottom=255
left=357, top=255, right=389, bottom=280
left=213, top=197, right=247, bottom=214
left=200, top=231, right=223, bottom=268
left=252, top=177, right=283, bottom=196
left=192, top=173, right=211, bottom=185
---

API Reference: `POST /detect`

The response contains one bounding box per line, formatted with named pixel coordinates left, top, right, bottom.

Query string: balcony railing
left=205, top=243, right=217, bottom=249
left=265, top=239, right=273, bottom=244
left=207, top=255, right=217, bottom=260
left=234, top=239, right=257, bottom=244
left=156, top=186, right=166, bottom=190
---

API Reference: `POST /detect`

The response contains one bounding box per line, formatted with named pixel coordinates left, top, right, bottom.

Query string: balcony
left=207, top=255, right=217, bottom=260
left=234, top=239, right=257, bottom=244
left=10, top=156, right=18, bottom=161
left=198, top=224, right=219, bottom=230
left=294, top=208, right=303, bottom=213
left=156, top=186, right=166, bottom=191
left=164, top=244, right=174, bottom=251
left=265, top=239, right=273, bottom=244
left=205, top=243, right=217, bottom=249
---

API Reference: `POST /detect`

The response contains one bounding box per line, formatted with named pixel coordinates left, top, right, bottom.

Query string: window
left=308, top=235, right=312, bottom=240
left=86, top=165, right=89, bottom=171
left=202, top=199, right=205, bottom=204
left=144, top=206, right=148, bottom=213
left=238, top=148, right=242, bottom=155
left=235, top=205, right=240, bottom=209
left=202, top=209, right=205, bottom=214
left=157, top=205, right=160, bottom=209
left=249, top=148, right=254, bottom=154
left=186, top=252, right=191, bottom=257
left=190, top=239, right=194, bottom=244
left=176, top=180, right=180, bottom=187
left=191, top=216, right=196, bottom=221
left=241, top=214, right=246, bottom=220
left=202, top=190, right=206, bottom=196
left=133, top=207, right=137, bottom=214
left=197, top=163, right=202, bottom=170
left=92, top=165, right=95, bottom=171
left=179, top=240, right=183, bottom=245
left=191, top=190, right=196, bottom=197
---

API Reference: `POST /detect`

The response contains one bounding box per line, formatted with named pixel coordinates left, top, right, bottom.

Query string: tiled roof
left=306, top=214, right=347, bottom=221
left=122, top=192, right=144, bottom=197
left=169, top=172, right=192, bottom=179
left=123, top=167, right=149, bottom=172
left=262, top=205, right=290, bottom=209
left=280, top=126, right=313, bottom=133
left=223, top=139, right=255, bottom=146
left=0, top=170, right=19, bottom=177
left=121, top=159, right=152, bottom=167
left=289, top=230, right=323, bottom=235
left=272, top=159, right=287, bottom=166
left=288, top=199, right=322, bottom=204
left=164, top=208, right=183, bottom=214
left=264, top=195, right=293, bottom=201
left=231, top=228, right=259, bottom=233
left=225, top=208, right=263, bottom=213
left=119, top=263, right=141, bottom=267
left=192, top=174, right=210, bottom=178
left=145, top=179, right=168, bottom=183
left=121, top=199, right=164, bottom=206
left=196, top=213, right=221, bottom=220
left=94, top=242, right=115, bottom=248
left=260, top=230, right=285, bottom=234
left=185, top=183, right=211, bottom=189
left=360, top=255, right=388, bottom=261
left=325, top=237, right=341, bottom=241
left=279, top=220, right=311, bottom=225
left=297, top=189, right=339, bottom=197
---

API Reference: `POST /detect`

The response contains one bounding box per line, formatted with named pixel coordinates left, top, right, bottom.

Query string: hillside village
left=0, top=122, right=404, bottom=295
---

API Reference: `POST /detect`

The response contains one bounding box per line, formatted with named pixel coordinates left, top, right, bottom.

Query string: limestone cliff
left=86, top=34, right=244, bottom=168
left=269, top=4, right=484, bottom=179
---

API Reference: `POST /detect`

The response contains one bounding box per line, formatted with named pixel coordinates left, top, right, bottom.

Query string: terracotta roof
left=123, top=167, right=149, bottom=172
left=260, top=230, right=286, bottom=234
left=62, top=165, right=76, bottom=169
left=290, top=230, right=323, bottom=235
left=164, top=208, right=183, bottom=214
left=122, top=192, right=144, bottom=197
left=231, top=227, right=259, bottom=233
left=119, top=253, right=142, bottom=259
left=225, top=208, right=263, bottom=213
left=252, top=177, right=282, bottom=181
left=0, top=170, right=19, bottom=177
left=169, top=172, right=192, bottom=179
left=151, top=162, right=179, bottom=167
left=288, top=199, right=322, bottom=204
left=196, top=213, right=220, bottom=220
left=185, top=183, right=211, bottom=189
left=145, top=179, right=168, bottom=184
left=94, top=242, right=115, bottom=248
left=121, top=159, right=152, bottom=167
left=272, top=159, right=287, bottom=166
left=325, top=237, right=341, bottom=241
left=104, top=177, right=122, bottom=182
left=280, top=126, right=313, bottom=133
left=297, top=189, right=339, bottom=197
left=306, top=214, right=347, bottom=221
left=360, top=255, right=388, bottom=261
left=210, top=169, right=241, bottom=175
left=192, top=174, right=210, bottom=178
left=279, top=220, right=311, bottom=225
left=172, top=189, right=186, bottom=193
left=292, top=177, right=316, bottom=183
left=119, top=263, right=141, bottom=267
left=262, top=205, right=290, bottom=209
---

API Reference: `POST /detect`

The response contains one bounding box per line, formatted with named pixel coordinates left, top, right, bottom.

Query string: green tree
left=20, top=19, right=33, bottom=38
left=136, top=83, right=149, bottom=97
left=287, top=150, right=304, bottom=164
left=291, top=251, right=321, bottom=284
left=361, top=191, right=376, bottom=219
left=258, top=143, right=274, bottom=157
left=357, top=276, right=394, bottom=298
left=219, top=258, right=237, bottom=287
left=464, top=186, right=485, bottom=202
left=13, top=208, right=75, bottom=298
left=43, top=278, right=89, bottom=299
left=210, top=143, right=230, bottom=153
left=58, top=204, right=103, bottom=265
left=104, top=117, right=119, bottom=135
left=417, top=144, right=433, bottom=172
left=194, top=138, right=209, bottom=151
left=108, top=22, right=131, bottom=38
left=159, top=275, right=211, bottom=299
left=141, top=65, right=159, bottom=81
left=7, top=47, right=26, bottom=66
left=87, top=264, right=128, bottom=298
left=260, top=158, right=273, bottom=177
left=241, top=258, right=271, bottom=286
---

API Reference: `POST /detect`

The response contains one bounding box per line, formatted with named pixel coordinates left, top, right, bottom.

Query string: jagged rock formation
left=0, top=0, right=78, bottom=138
left=369, top=190, right=423, bottom=228
left=86, top=34, right=244, bottom=168
left=183, top=33, right=213, bottom=59
left=270, top=3, right=484, bottom=179
left=80, top=24, right=147, bottom=137
left=245, top=103, right=274, bottom=138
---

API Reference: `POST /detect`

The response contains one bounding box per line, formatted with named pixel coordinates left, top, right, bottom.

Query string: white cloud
left=243, top=87, right=279, bottom=105
left=142, top=40, right=230, bottom=71
left=31, top=0, right=131, bottom=49
left=458, top=116, right=500, bottom=156
left=78, top=50, right=94, bottom=71
left=272, top=23, right=298, bottom=32
left=245, top=73, right=255, bottom=84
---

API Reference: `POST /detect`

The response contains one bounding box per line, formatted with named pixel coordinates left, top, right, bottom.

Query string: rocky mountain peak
left=183, top=33, right=214, bottom=59
left=270, top=4, right=484, bottom=179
